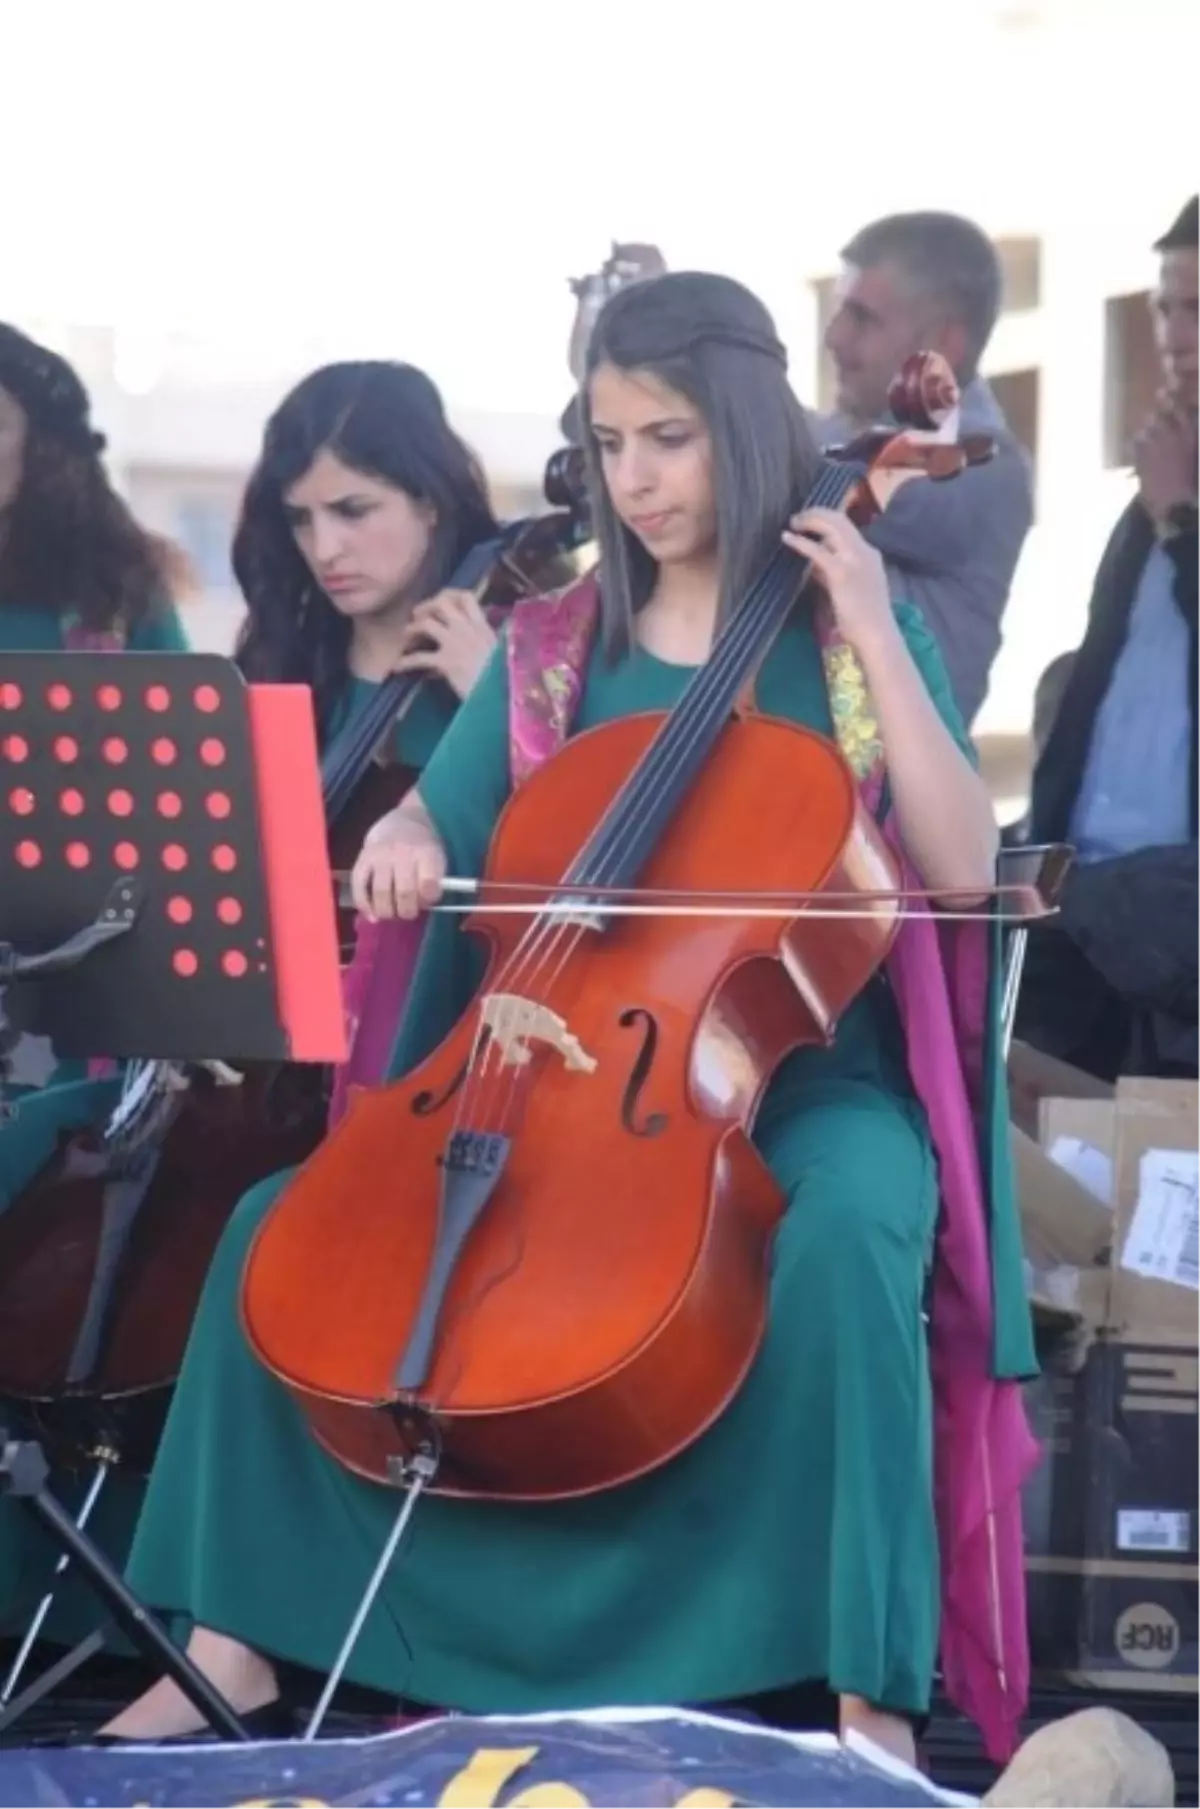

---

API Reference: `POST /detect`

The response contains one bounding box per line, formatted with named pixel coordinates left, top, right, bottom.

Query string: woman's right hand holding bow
left=350, top=792, right=447, bottom=921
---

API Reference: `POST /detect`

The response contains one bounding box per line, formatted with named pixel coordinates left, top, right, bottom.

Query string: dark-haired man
left=1018, top=196, right=1198, bottom=1081
left=819, top=210, right=1033, bottom=726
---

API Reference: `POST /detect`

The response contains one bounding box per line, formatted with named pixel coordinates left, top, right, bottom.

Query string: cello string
left=476, top=462, right=853, bottom=1018
left=451, top=464, right=856, bottom=1139
left=323, top=516, right=528, bottom=819
left=448, top=519, right=814, bottom=1132
left=473, top=437, right=934, bottom=1139
left=451, top=463, right=856, bottom=1136
left=323, top=676, right=429, bottom=822
left=432, top=448, right=958, bottom=1368
left=482, top=459, right=852, bottom=1002
left=571, top=464, right=858, bottom=890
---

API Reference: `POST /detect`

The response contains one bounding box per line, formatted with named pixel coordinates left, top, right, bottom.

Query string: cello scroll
left=827, top=350, right=996, bottom=518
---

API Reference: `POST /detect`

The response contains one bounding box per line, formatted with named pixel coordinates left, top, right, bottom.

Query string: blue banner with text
left=0, top=1707, right=976, bottom=1807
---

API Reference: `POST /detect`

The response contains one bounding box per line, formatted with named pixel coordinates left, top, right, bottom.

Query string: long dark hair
left=0, top=339, right=189, bottom=634
left=233, top=361, right=499, bottom=733
left=581, top=272, right=820, bottom=660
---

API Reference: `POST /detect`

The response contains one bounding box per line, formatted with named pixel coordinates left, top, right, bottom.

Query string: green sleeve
left=128, top=600, right=189, bottom=651
left=415, top=638, right=513, bottom=882
left=893, top=600, right=976, bottom=765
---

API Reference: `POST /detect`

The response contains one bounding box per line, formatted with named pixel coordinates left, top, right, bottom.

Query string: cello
left=0, top=448, right=592, bottom=1480
left=241, top=354, right=994, bottom=1503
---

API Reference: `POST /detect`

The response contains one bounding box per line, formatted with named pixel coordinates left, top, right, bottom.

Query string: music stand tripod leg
left=0, top=1457, right=110, bottom=1708
left=0, top=1434, right=250, bottom=1743
left=0, top=1629, right=108, bottom=1736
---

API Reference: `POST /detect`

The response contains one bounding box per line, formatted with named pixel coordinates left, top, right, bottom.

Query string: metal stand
left=0, top=880, right=141, bottom=1122
left=0, top=1458, right=109, bottom=1709
left=0, top=890, right=176, bottom=1738
left=0, top=652, right=345, bottom=1743
left=996, top=842, right=1073, bottom=1056
left=302, top=1421, right=441, bottom=1743
left=0, top=1434, right=249, bottom=1741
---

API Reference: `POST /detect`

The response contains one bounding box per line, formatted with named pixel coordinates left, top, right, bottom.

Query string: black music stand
left=0, top=653, right=315, bottom=1072
left=0, top=652, right=343, bottom=1742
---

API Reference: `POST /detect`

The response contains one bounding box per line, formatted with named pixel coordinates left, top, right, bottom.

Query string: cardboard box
left=1024, top=1336, right=1198, bottom=1693
left=1019, top=1093, right=1118, bottom=1332
left=1107, top=1080, right=1197, bottom=1346
left=1008, top=1039, right=1112, bottom=1142
left=1012, top=1057, right=1198, bottom=1693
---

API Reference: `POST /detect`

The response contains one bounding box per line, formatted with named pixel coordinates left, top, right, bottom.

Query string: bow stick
left=334, top=860, right=1071, bottom=926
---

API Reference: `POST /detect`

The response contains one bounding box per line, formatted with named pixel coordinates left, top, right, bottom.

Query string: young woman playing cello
left=232, top=358, right=578, bottom=1111
left=233, top=359, right=501, bottom=768
left=0, top=359, right=503, bottom=1680
left=101, top=274, right=1035, bottom=1767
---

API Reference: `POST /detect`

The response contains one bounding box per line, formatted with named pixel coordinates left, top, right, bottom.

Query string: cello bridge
left=481, top=993, right=598, bottom=1074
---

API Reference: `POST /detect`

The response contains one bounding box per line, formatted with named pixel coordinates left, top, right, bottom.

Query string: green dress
left=0, top=635, right=452, bottom=1650
left=123, top=605, right=993, bottom=1718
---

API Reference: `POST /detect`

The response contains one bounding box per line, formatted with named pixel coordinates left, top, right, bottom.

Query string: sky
left=7, top=0, right=1193, bottom=750
left=0, top=0, right=1071, bottom=410
left=7, top=0, right=1189, bottom=416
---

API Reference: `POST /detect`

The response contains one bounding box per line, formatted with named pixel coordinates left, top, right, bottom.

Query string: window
left=174, top=496, right=235, bottom=594
left=491, top=482, right=545, bottom=521
left=1104, top=290, right=1158, bottom=468
left=990, top=367, right=1040, bottom=456
left=995, top=237, right=1041, bottom=314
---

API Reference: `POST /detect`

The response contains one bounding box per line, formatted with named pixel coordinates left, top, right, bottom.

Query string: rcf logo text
left=1116, top=1602, right=1182, bottom=1669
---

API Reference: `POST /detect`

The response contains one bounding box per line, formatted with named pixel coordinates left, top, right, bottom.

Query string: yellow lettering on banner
left=217, top=1746, right=738, bottom=1809
left=508, top=1785, right=590, bottom=1806
left=233, top=1800, right=329, bottom=1808
left=438, top=1745, right=541, bottom=1806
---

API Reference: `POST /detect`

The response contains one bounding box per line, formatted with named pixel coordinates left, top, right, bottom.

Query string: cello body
left=242, top=711, right=900, bottom=1500
left=0, top=1064, right=323, bottom=1473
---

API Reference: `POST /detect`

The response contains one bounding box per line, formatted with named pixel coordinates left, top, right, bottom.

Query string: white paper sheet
left=1120, top=1149, right=1199, bottom=1291
left=1047, top=1134, right=1114, bottom=1207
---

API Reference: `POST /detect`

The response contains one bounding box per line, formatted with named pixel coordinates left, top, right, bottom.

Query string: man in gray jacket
left=818, top=211, right=1033, bottom=725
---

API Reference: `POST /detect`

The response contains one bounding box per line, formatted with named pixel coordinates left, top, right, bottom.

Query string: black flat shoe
left=87, top=1698, right=296, bottom=1747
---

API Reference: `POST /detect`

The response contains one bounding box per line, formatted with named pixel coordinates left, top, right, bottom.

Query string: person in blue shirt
left=1019, top=197, right=1198, bottom=1080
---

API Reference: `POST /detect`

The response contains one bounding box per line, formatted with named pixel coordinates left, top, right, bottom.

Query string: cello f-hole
left=412, top=1059, right=470, bottom=1118
left=617, top=1007, right=669, bottom=1138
